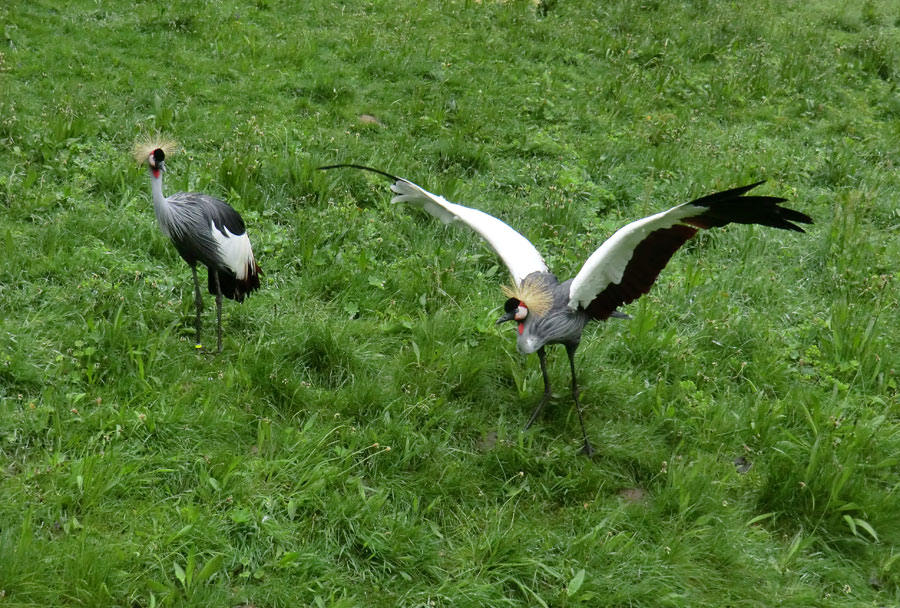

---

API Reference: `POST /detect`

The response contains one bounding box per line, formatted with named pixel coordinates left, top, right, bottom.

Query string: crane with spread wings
left=321, top=164, right=812, bottom=455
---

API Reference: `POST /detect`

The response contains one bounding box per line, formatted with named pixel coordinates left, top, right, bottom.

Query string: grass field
left=2, top=0, right=900, bottom=605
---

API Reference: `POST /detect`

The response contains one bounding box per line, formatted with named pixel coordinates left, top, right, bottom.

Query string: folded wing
left=319, top=164, right=549, bottom=285
left=568, top=181, right=812, bottom=320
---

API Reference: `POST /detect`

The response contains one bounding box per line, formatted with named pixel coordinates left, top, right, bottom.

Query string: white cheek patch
left=514, top=305, right=528, bottom=321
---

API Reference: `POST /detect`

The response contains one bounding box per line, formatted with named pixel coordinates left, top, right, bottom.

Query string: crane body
left=137, top=141, right=260, bottom=352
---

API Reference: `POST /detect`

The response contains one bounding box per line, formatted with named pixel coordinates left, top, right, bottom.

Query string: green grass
left=2, top=0, right=900, bottom=605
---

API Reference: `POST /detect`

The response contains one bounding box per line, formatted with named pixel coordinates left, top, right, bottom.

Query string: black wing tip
left=316, top=163, right=402, bottom=183
left=691, top=180, right=767, bottom=205
left=784, top=209, right=814, bottom=231
left=741, top=179, right=766, bottom=190
left=691, top=181, right=814, bottom=232
left=753, top=197, right=814, bottom=232
left=781, top=223, right=807, bottom=233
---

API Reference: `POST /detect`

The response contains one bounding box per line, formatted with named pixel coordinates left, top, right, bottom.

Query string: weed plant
left=2, top=0, right=900, bottom=606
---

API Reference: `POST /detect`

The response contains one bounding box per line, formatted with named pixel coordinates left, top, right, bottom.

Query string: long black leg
left=524, top=347, right=553, bottom=430
left=566, top=343, right=594, bottom=456
left=191, top=265, right=203, bottom=347
left=212, top=270, right=223, bottom=354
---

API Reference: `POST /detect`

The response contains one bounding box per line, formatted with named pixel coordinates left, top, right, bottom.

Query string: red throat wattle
left=517, top=322, right=524, bottom=335
left=152, top=169, right=161, bottom=179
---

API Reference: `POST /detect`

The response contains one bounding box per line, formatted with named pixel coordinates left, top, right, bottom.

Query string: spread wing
left=568, top=182, right=813, bottom=319
left=319, top=164, right=549, bottom=285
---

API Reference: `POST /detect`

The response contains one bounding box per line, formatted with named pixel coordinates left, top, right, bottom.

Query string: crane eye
left=514, top=305, right=528, bottom=321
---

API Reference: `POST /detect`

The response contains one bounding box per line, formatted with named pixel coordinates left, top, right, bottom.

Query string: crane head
left=148, top=148, right=166, bottom=171
left=499, top=275, right=553, bottom=319
left=496, top=297, right=528, bottom=323
left=497, top=298, right=531, bottom=336
left=133, top=137, right=178, bottom=173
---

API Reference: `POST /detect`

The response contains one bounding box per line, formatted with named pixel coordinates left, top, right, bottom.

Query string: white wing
left=567, top=182, right=810, bottom=317
left=210, top=223, right=257, bottom=280
left=568, top=204, right=699, bottom=310
left=388, top=175, right=549, bottom=285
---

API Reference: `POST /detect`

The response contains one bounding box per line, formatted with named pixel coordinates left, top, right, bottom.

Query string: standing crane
left=135, top=139, right=261, bottom=353
left=320, top=164, right=812, bottom=455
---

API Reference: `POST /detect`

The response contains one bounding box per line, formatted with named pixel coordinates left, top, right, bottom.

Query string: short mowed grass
left=2, top=0, right=900, bottom=605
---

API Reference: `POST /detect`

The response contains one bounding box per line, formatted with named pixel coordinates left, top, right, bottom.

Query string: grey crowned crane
left=320, top=164, right=812, bottom=456
left=135, top=139, right=261, bottom=353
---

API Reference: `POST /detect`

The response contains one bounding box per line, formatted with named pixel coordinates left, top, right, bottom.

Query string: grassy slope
left=1, top=0, right=900, bottom=606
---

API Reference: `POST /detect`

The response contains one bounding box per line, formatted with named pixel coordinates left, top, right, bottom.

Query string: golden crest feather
left=133, top=137, right=179, bottom=166
left=501, top=275, right=554, bottom=317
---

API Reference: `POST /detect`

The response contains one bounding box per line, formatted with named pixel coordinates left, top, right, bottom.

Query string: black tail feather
left=208, top=263, right=261, bottom=302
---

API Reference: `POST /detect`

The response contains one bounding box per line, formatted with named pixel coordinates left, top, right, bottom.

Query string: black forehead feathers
left=152, top=148, right=166, bottom=163
left=503, top=297, right=519, bottom=313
